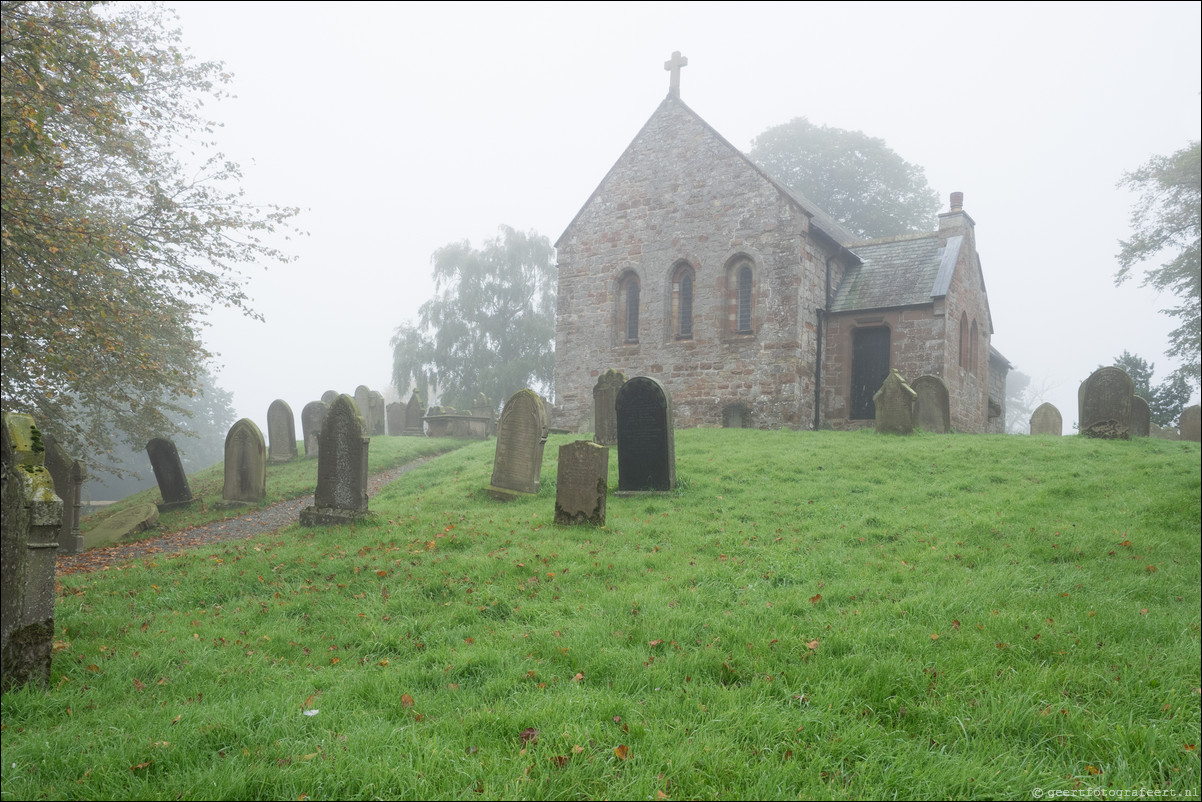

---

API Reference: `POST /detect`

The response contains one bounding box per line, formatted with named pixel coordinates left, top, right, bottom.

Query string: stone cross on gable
left=664, top=51, right=688, bottom=97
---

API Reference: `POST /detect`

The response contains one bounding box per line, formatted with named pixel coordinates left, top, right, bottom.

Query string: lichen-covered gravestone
left=301, top=395, right=374, bottom=526
left=615, top=376, right=675, bottom=492
left=267, top=399, right=298, bottom=463
left=403, top=391, right=426, bottom=436
left=42, top=433, right=84, bottom=554
left=1180, top=405, right=1201, bottom=442
left=911, top=375, right=951, bottom=433
left=2, top=414, right=62, bottom=693
left=301, top=400, right=329, bottom=459
left=146, top=437, right=195, bottom=511
left=220, top=418, right=266, bottom=507
left=593, top=369, right=626, bottom=446
left=873, top=370, right=917, bottom=434
left=487, top=389, right=550, bottom=500
left=1029, top=403, right=1063, bottom=436
left=1078, top=367, right=1134, bottom=439
left=554, top=440, right=609, bottom=525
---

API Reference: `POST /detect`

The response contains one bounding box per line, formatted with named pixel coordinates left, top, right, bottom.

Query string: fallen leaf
left=401, top=694, right=415, bottom=708
left=809, top=593, right=822, bottom=604
left=614, top=744, right=630, bottom=760
left=520, top=727, right=539, bottom=745
left=805, top=639, right=820, bottom=650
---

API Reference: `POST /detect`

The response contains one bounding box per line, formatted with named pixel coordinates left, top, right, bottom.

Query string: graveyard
left=2, top=426, right=1198, bottom=800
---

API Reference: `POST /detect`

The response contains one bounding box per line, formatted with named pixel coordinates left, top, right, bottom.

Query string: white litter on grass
left=302, top=709, right=319, bottom=716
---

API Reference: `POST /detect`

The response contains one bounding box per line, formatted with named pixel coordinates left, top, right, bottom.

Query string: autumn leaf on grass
left=805, top=639, right=820, bottom=651
left=401, top=693, right=415, bottom=708
left=613, top=744, right=630, bottom=760
left=520, top=727, right=539, bottom=746
left=809, top=593, right=822, bottom=604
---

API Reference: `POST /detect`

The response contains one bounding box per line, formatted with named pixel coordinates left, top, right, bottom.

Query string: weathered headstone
left=2, top=414, right=62, bottom=693
left=1180, top=404, right=1201, bottom=442
left=1029, top=403, right=1063, bottom=436
left=146, top=437, right=195, bottom=511
left=554, top=440, right=609, bottom=525
left=301, top=400, right=329, bottom=459
left=321, top=390, right=339, bottom=405
left=369, top=391, right=387, bottom=436
left=301, top=395, right=374, bottom=526
left=873, top=370, right=917, bottom=434
left=403, top=391, right=426, bottom=436
left=84, top=503, right=160, bottom=550
left=472, top=393, right=496, bottom=437
left=486, top=389, right=550, bottom=500
left=267, top=399, right=298, bottom=463
left=911, top=375, right=951, bottom=433
left=220, top=418, right=266, bottom=507
left=1079, top=367, right=1134, bottom=439
left=386, top=402, right=405, bottom=437
left=1131, top=396, right=1151, bottom=438
left=42, top=434, right=85, bottom=554
left=354, top=386, right=372, bottom=429
left=615, top=376, right=676, bottom=492
left=593, top=369, right=626, bottom=446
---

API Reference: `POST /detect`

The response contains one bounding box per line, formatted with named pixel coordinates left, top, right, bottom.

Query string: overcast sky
left=169, top=0, right=1201, bottom=433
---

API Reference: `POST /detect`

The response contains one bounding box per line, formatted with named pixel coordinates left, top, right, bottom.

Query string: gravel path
left=55, top=456, right=437, bottom=576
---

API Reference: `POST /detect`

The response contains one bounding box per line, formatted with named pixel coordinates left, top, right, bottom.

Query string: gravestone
left=220, top=418, right=266, bottom=507
left=615, top=376, right=676, bottom=492
left=873, top=370, right=917, bottom=434
left=42, top=434, right=85, bottom=554
left=1029, top=403, right=1063, bottom=436
left=1131, top=396, right=1151, bottom=438
left=354, top=386, right=372, bottom=429
left=486, top=389, right=550, bottom=500
left=386, top=402, right=404, bottom=437
left=146, top=437, right=195, bottom=511
left=84, top=503, right=160, bottom=550
left=403, top=391, right=426, bottom=436
left=301, top=400, right=329, bottom=459
left=267, top=399, right=298, bottom=462
left=911, top=375, right=951, bottom=433
left=369, top=391, right=387, bottom=436
left=592, top=369, right=626, bottom=445
left=1180, top=405, right=1201, bottom=442
left=2, top=414, right=62, bottom=693
left=321, top=390, right=339, bottom=405
left=1079, top=367, right=1134, bottom=439
left=301, top=395, right=373, bottom=526
left=554, top=440, right=609, bottom=525
left=472, top=393, right=496, bottom=437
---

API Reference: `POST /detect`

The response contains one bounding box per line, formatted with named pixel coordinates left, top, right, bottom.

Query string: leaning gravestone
left=1131, top=396, right=1151, bottom=438
left=301, top=400, right=329, bottom=459
left=615, top=376, right=675, bottom=492
left=84, top=503, right=160, bottom=550
left=910, top=375, right=951, bottom=433
left=42, top=434, right=85, bottom=554
left=1079, top=367, right=1134, bottom=439
left=146, top=437, right=195, bottom=511
left=593, top=369, right=626, bottom=446
left=301, top=395, right=374, bottom=526
left=403, top=391, right=426, bottom=436
left=486, top=389, right=550, bottom=500
left=874, top=370, right=918, bottom=434
left=2, top=414, right=62, bottom=693
left=554, top=440, right=609, bottom=525
left=386, top=402, right=404, bottom=437
left=1029, top=403, right=1063, bottom=436
left=1180, top=405, right=1201, bottom=443
left=220, top=418, right=266, bottom=507
left=267, top=399, right=298, bottom=463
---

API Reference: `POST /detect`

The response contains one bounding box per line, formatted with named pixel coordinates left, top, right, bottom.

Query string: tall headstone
left=615, top=376, right=675, bottom=492
left=42, top=434, right=84, bottom=554
left=910, top=375, right=951, bottom=433
left=593, top=369, right=626, bottom=446
left=554, top=440, right=609, bottom=525
left=2, top=414, right=62, bottom=693
left=145, top=437, right=195, bottom=511
left=1029, top=403, right=1063, bottom=436
left=1180, top=405, right=1201, bottom=442
left=321, top=390, right=339, bottom=405
left=354, top=386, right=372, bottom=430
left=386, top=402, right=404, bottom=437
left=301, top=395, right=373, bottom=526
left=1130, top=396, right=1151, bottom=438
left=472, top=393, right=496, bottom=437
left=403, top=391, right=426, bottom=436
left=369, top=392, right=387, bottom=436
left=221, top=418, right=266, bottom=506
left=1079, top=367, right=1134, bottom=439
left=873, top=370, right=917, bottom=434
left=267, top=399, right=298, bottom=463
left=486, top=389, right=550, bottom=500
left=302, top=400, right=329, bottom=458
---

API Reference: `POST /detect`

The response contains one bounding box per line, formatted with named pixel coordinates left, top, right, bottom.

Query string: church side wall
left=942, top=252, right=991, bottom=434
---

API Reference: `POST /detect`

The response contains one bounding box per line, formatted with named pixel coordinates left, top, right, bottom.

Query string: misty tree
left=748, top=117, right=942, bottom=240
left=1004, top=370, right=1058, bottom=434
left=391, top=226, right=556, bottom=411
left=1100, top=351, right=1193, bottom=428
left=1115, top=141, right=1200, bottom=386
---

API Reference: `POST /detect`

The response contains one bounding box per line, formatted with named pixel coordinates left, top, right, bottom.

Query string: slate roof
left=830, top=234, right=962, bottom=314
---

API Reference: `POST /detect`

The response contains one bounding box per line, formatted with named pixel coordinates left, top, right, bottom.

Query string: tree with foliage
left=391, top=226, right=556, bottom=411
left=748, top=117, right=942, bottom=240
left=1115, top=141, right=1200, bottom=386
left=1101, top=351, right=1193, bottom=428
left=1, top=1, right=301, bottom=460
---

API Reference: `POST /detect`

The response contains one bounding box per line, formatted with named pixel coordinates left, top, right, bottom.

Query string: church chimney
left=950, top=192, right=963, bottom=212
left=938, top=190, right=974, bottom=243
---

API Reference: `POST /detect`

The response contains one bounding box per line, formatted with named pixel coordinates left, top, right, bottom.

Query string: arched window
left=671, top=262, right=694, bottom=339
left=616, top=273, right=640, bottom=344
left=970, top=319, right=979, bottom=373
left=736, top=266, right=753, bottom=333
left=959, top=313, right=969, bottom=369
left=725, top=257, right=755, bottom=335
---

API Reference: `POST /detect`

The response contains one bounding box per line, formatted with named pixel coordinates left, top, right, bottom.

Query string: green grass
left=3, top=430, right=1199, bottom=800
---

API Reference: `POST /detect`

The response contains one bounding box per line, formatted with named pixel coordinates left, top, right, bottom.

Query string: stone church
left=553, top=54, right=1007, bottom=433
